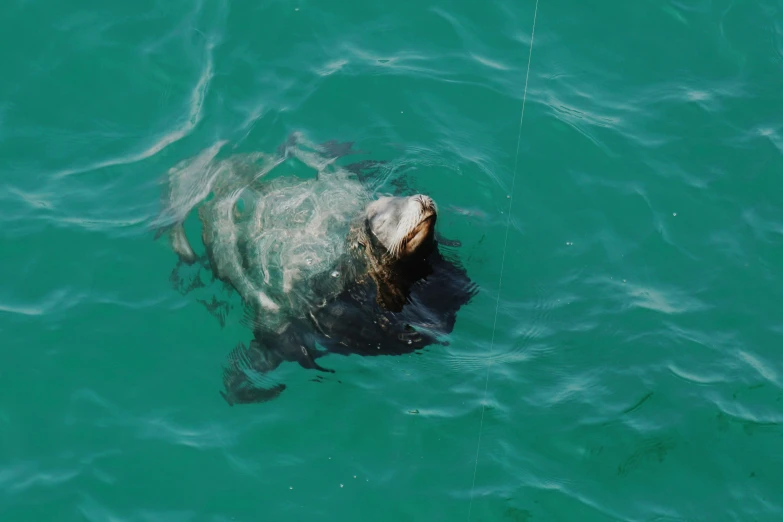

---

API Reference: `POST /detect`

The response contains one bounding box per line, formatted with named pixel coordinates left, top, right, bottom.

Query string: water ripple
left=137, top=415, right=237, bottom=450
left=51, top=36, right=215, bottom=181
left=0, top=288, right=77, bottom=317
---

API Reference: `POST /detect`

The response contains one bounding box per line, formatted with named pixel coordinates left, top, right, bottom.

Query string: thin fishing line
left=467, top=0, right=540, bottom=519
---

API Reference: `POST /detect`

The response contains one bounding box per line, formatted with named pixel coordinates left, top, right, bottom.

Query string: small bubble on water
left=353, top=475, right=357, bottom=479
left=673, top=212, right=677, bottom=216
left=340, top=484, right=344, bottom=488
left=566, top=241, right=573, bottom=246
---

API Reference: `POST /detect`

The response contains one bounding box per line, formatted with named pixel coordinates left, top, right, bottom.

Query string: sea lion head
left=364, top=194, right=437, bottom=263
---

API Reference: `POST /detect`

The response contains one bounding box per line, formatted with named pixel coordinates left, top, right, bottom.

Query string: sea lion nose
left=413, top=194, right=436, bottom=213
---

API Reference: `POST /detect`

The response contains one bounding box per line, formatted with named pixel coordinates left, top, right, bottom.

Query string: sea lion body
left=157, top=134, right=477, bottom=404
left=220, top=191, right=477, bottom=405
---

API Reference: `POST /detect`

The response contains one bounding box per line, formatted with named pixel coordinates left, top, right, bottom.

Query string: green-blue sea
left=3, top=0, right=783, bottom=520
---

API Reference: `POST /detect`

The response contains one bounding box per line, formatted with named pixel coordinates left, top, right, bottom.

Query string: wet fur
left=220, top=240, right=477, bottom=405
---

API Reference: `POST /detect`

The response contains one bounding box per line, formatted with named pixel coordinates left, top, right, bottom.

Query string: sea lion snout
left=365, top=194, right=438, bottom=260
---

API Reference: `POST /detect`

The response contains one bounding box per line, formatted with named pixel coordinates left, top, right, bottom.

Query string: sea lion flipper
left=220, top=382, right=286, bottom=406
left=219, top=341, right=287, bottom=405
left=292, top=339, right=334, bottom=373
left=318, top=139, right=363, bottom=159
left=168, top=222, right=197, bottom=265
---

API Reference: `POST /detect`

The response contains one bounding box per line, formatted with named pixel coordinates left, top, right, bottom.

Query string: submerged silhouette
left=155, top=133, right=477, bottom=404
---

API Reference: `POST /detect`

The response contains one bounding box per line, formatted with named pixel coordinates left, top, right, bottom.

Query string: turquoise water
left=2, top=0, right=783, bottom=520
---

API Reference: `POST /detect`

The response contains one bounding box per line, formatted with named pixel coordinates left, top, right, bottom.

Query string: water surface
left=2, top=0, right=782, bottom=520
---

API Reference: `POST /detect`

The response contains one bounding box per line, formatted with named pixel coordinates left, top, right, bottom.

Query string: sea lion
left=155, top=134, right=477, bottom=404
left=220, top=191, right=477, bottom=405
